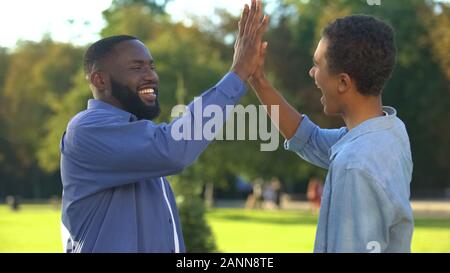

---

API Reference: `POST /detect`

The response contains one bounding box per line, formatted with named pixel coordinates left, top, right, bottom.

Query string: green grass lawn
left=0, top=205, right=449, bottom=253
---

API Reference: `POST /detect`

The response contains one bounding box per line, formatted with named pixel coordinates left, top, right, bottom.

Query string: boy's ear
left=337, top=73, right=352, bottom=94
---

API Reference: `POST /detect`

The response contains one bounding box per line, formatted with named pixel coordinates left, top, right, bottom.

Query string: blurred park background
left=0, top=0, right=449, bottom=252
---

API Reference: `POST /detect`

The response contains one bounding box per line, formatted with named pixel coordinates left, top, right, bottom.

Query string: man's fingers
left=249, top=1, right=265, bottom=37
left=238, top=4, right=249, bottom=37
left=256, top=0, right=263, bottom=28
left=251, top=0, right=262, bottom=35
left=245, top=0, right=257, bottom=36
left=250, top=0, right=257, bottom=18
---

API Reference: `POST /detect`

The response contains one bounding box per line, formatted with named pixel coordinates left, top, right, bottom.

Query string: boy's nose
left=309, top=67, right=315, bottom=78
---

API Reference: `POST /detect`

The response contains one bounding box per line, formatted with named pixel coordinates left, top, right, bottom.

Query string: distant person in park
left=306, top=177, right=323, bottom=213
left=245, top=178, right=264, bottom=209
left=6, top=195, right=20, bottom=211
left=60, top=0, right=268, bottom=253
left=249, top=15, right=413, bottom=252
left=262, top=177, right=282, bottom=209
left=262, top=181, right=276, bottom=209
left=270, top=177, right=282, bottom=208
left=236, top=176, right=253, bottom=200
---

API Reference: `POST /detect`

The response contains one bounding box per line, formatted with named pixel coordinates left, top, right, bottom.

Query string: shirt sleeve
left=284, top=115, right=347, bottom=169
left=63, top=72, right=246, bottom=190
left=326, top=167, right=396, bottom=253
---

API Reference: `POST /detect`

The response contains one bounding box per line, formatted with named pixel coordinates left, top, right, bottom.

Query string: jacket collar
left=330, top=106, right=397, bottom=160
left=87, top=99, right=137, bottom=121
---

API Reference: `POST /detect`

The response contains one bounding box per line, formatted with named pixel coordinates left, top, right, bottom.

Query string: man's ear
left=89, top=71, right=109, bottom=92
left=337, top=73, right=352, bottom=94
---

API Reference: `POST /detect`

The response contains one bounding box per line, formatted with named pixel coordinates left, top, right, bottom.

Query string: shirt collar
left=87, top=99, right=137, bottom=121
left=330, top=106, right=397, bottom=160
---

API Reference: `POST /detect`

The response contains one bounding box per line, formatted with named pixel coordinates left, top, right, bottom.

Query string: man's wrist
left=231, top=67, right=248, bottom=82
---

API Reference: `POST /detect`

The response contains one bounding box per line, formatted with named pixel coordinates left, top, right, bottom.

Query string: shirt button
left=171, top=249, right=175, bottom=253
left=169, top=218, right=172, bottom=224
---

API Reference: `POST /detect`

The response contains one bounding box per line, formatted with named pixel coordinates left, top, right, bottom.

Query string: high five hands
left=231, top=0, right=269, bottom=82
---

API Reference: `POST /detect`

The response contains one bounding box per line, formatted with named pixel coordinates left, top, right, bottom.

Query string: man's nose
left=143, top=68, right=158, bottom=81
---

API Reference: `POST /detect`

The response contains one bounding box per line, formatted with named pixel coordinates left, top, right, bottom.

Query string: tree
left=101, top=0, right=172, bottom=40
left=1, top=39, right=83, bottom=198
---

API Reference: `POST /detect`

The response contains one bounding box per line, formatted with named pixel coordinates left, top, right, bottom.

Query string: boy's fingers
left=260, top=42, right=268, bottom=59
left=257, top=15, right=269, bottom=37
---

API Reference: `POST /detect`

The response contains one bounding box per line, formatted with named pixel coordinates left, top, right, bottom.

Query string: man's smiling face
left=104, top=39, right=161, bottom=120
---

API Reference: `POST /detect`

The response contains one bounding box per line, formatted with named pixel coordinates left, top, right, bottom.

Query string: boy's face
left=309, top=38, right=343, bottom=116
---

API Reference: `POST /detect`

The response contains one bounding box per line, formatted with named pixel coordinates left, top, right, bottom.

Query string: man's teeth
left=139, top=88, right=155, bottom=94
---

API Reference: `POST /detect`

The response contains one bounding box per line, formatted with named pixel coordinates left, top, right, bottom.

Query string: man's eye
left=130, top=67, right=141, bottom=70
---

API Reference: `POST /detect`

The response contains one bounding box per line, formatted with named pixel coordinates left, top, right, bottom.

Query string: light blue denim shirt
left=285, top=106, right=413, bottom=253
left=60, top=72, right=246, bottom=253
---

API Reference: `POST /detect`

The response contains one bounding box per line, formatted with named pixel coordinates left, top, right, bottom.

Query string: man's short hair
left=83, top=35, right=138, bottom=75
left=322, top=15, right=396, bottom=96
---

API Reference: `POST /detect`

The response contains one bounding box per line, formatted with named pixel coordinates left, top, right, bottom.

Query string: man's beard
left=110, top=77, right=160, bottom=121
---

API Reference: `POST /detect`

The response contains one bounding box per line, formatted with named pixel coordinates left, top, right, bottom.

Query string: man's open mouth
left=138, top=88, right=157, bottom=105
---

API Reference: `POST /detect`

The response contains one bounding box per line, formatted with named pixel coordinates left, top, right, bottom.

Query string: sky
left=2, top=0, right=446, bottom=49
left=0, top=0, right=254, bottom=49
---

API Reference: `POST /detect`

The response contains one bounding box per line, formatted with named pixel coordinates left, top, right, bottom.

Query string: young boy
left=250, top=15, right=413, bottom=253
